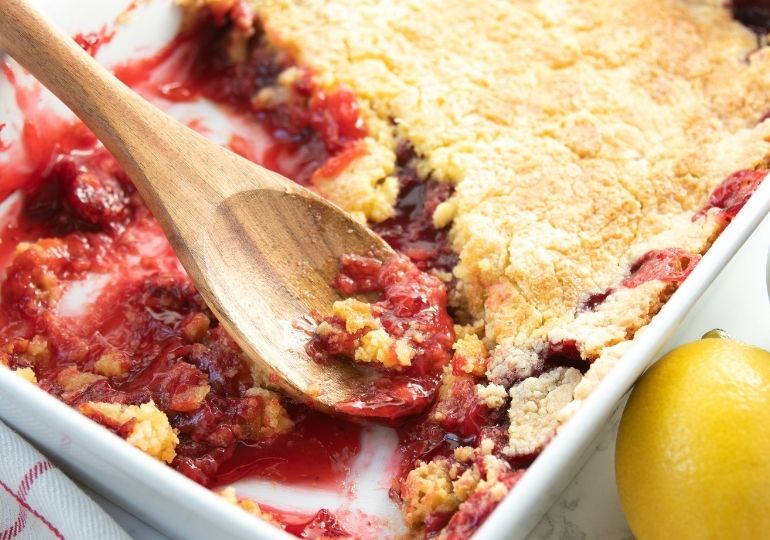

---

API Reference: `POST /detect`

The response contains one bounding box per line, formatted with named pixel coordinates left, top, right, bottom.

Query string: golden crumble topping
left=93, top=350, right=130, bottom=377
left=324, top=296, right=418, bottom=369
left=476, top=383, right=508, bottom=410
left=0, top=336, right=51, bottom=371
left=402, top=458, right=462, bottom=527
left=331, top=298, right=379, bottom=333
left=219, top=487, right=279, bottom=524
left=80, top=401, right=180, bottom=463
left=505, top=367, right=582, bottom=457
left=11, top=367, right=38, bottom=384
left=452, top=334, right=488, bottom=377
left=401, top=439, right=519, bottom=530
left=312, top=137, right=400, bottom=223
left=243, top=387, right=295, bottom=437
left=56, top=367, right=106, bottom=392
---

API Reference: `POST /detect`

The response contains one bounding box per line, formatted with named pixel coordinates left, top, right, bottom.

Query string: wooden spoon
left=0, top=0, right=397, bottom=414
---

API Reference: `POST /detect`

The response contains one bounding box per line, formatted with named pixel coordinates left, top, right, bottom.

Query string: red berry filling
left=393, top=374, right=509, bottom=492
left=373, top=144, right=458, bottom=273
left=731, top=0, right=770, bottom=34
left=0, top=8, right=472, bottom=537
left=284, top=509, right=353, bottom=538
left=73, top=28, right=115, bottom=57
left=695, top=169, right=767, bottom=224
left=0, top=204, right=279, bottom=486
left=180, top=18, right=367, bottom=186
left=308, top=254, right=455, bottom=419
left=0, top=15, right=462, bottom=532
left=308, top=87, right=367, bottom=153
left=432, top=375, right=495, bottom=439
left=0, top=122, right=8, bottom=151
left=311, top=254, right=454, bottom=375
left=622, top=248, right=700, bottom=289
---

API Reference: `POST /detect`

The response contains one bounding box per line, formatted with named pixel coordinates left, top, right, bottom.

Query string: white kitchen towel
left=0, top=420, right=131, bottom=540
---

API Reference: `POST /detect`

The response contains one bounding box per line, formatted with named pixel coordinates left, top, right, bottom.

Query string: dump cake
left=2, top=0, right=770, bottom=538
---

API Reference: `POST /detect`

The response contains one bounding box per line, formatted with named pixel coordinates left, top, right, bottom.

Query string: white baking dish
left=2, top=1, right=770, bottom=539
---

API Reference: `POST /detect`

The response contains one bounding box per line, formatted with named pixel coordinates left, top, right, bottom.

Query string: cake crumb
left=219, top=487, right=278, bottom=524
left=94, top=350, right=129, bottom=377
left=452, top=334, right=488, bottom=376
left=57, top=367, right=105, bottom=392
left=505, top=367, right=581, bottom=457
left=402, top=445, right=519, bottom=529
left=245, top=387, right=295, bottom=437
left=401, top=459, right=460, bottom=526
left=486, top=346, right=541, bottom=387
left=476, top=383, right=508, bottom=410
left=333, top=298, right=379, bottom=333
left=80, top=401, right=179, bottom=463
left=12, top=367, right=37, bottom=384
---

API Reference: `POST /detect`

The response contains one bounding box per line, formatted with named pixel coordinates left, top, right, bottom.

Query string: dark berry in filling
left=184, top=20, right=366, bottom=186
left=373, top=146, right=458, bottom=274
left=731, top=0, right=770, bottom=34
left=579, top=288, right=615, bottom=312
left=542, top=340, right=592, bottom=372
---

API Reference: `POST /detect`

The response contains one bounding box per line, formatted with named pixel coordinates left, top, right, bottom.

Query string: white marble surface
left=75, top=209, right=770, bottom=539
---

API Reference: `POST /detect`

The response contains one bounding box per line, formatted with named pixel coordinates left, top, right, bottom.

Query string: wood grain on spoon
left=0, top=0, right=397, bottom=414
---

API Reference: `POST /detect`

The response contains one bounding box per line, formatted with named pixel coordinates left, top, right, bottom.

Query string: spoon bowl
left=203, top=187, right=392, bottom=404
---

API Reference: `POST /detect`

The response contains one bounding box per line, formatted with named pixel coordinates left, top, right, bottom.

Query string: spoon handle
left=0, top=0, right=286, bottom=223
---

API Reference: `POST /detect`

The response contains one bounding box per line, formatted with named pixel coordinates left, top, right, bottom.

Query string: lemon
left=615, top=337, right=770, bottom=540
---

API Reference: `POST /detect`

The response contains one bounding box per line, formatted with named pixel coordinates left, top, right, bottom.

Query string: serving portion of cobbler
left=2, top=0, right=770, bottom=538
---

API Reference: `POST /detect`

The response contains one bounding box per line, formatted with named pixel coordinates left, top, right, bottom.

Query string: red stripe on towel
left=0, top=462, right=64, bottom=540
